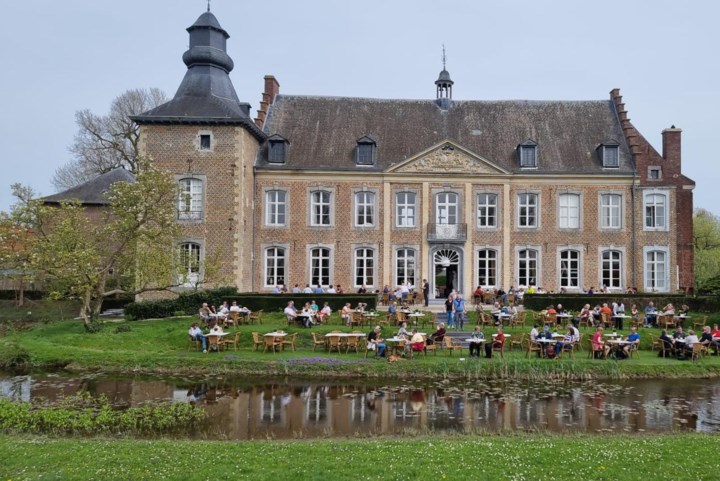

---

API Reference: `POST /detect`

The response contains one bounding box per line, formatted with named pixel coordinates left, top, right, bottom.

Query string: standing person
left=423, top=279, right=430, bottom=307
left=454, top=294, right=466, bottom=331
left=445, top=295, right=455, bottom=329
left=188, top=323, right=208, bottom=352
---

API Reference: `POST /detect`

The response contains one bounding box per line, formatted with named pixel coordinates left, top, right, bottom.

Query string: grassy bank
left=2, top=313, right=720, bottom=380
left=1, top=434, right=718, bottom=480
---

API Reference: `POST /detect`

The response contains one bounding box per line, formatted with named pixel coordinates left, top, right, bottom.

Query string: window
left=600, top=194, right=622, bottom=229
left=395, top=249, right=416, bottom=287
left=310, top=247, right=331, bottom=287
left=477, top=193, right=497, bottom=228
left=644, top=193, right=667, bottom=230
left=310, top=191, right=332, bottom=226
left=268, top=140, right=287, bottom=163
left=396, top=192, right=416, bottom=227
left=477, top=249, right=497, bottom=287
left=178, top=242, right=201, bottom=285
left=519, top=144, right=537, bottom=168
left=559, top=249, right=580, bottom=288
left=355, top=191, right=375, bottom=227
left=601, top=250, right=623, bottom=289
left=517, top=193, right=538, bottom=228
left=601, top=144, right=619, bottom=167
left=644, top=248, right=668, bottom=292
left=264, top=247, right=286, bottom=287
left=177, top=178, right=203, bottom=221
left=265, top=190, right=287, bottom=226
left=558, top=193, right=580, bottom=229
left=199, top=134, right=211, bottom=150
left=517, top=249, right=538, bottom=287
left=435, top=192, right=458, bottom=224
left=356, top=136, right=376, bottom=165
left=354, top=248, right=375, bottom=287
left=649, top=167, right=662, bottom=180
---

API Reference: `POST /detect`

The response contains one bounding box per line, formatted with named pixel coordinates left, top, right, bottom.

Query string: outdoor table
left=551, top=333, right=564, bottom=339
left=604, top=333, right=621, bottom=338
left=465, top=338, right=485, bottom=356
left=535, top=338, right=557, bottom=358
left=205, top=331, right=229, bottom=352
left=611, top=314, right=632, bottom=330
left=385, top=337, right=407, bottom=356
left=492, top=333, right=511, bottom=338
left=264, top=332, right=288, bottom=338
left=296, top=313, right=315, bottom=327
left=607, top=339, right=630, bottom=359
left=674, top=315, right=689, bottom=328
left=556, top=314, right=573, bottom=325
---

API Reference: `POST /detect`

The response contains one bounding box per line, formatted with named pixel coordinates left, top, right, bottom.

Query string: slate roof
left=256, top=95, right=634, bottom=174
left=42, top=168, right=136, bottom=205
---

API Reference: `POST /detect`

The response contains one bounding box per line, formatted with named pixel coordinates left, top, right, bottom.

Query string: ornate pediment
left=390, top=142, right=506, bottom=174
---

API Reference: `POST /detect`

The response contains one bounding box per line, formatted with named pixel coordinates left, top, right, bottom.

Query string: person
left=526, top=285, right=536, bottom=294
left=699, top=326, right=713, bottom=347
left=310, top=300, right=319, bottom=312
left=592, top=305, right=602, bottom=325
left=326, top=285, right=336, bottom=294
left=556, top=304, right=565, bottom=314
left=711, top=324, right=720, bottom=353
left=469, top=325, right=485, bottom=357
left=591, top=326, right=610, bottom=358
left=367, top=326, right=386, bottom=357
left=198, top=303, right=212, bottom=324
left=554, top=325, right=575, bottom=357
left=485, top=327, right=505, bottom=358
left=644, top=301, right=657, bottom=327
left=614, top=301, right=625, bottom=316
left=284, top=301, right=298, bottom=324
left=473, top=285, right=483, bottom=302
left=303, top=284, right=313, bottom=294
left=188, top=322, right=208, bottom=352
left=529, top=324, right=540, bottom=342
left=299, top=302, right=314, bottom=327
left=407, top=329, right=425, bottom=354
left=318, top=302, right=332, bottom=324
left=578, top=304, right=591, bottom=326
left=273, top=285, right=281, bottom=294
left=663, top=303, right=675, bottom=316
left=314, top=284, right=324, bottom=294
left=388, top=301, right=397, bottom=316
left=357, top=284, right=367, bottom=294
left=423, top=279, right=430, bottom=307
left=292, top=284, right=301, bottom=293
left=217, top=301, right=230, bottom=324
left=587, top=286, right=595, bottom=295
left=341, top=303, right=352, bottom=326
left=679, top=304, right=690, bottom=316
left=624, top=327, right=640, bottom=356
left=427, top=323, right=446, bottom=345
left=397, top=322, right=411, bottom=340
left=673, top=326, right=686, bottom=342
left=336, top=284, right=345, bottom=294
left=630, top=304, right=639, bottom=323
left=546, top=305, right=557, bottom=315
left=683, top=329, right=699, bottom=356
left=454, top=294, right=466, bottom=331
left=658, top=329, right=674, bottom=357
left=445, top=296, right=455, bottom=328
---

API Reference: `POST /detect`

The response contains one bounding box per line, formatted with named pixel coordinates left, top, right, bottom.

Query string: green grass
left=3, top=310, right=720, bottom=380
left=0, top=299, right=81, bottom=322
left=1, top=434, right=718, bottom=480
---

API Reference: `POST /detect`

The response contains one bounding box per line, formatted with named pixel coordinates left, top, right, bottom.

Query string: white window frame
left=308, top=245, right=334, bottom=288
left=599, top=193, right=623, bottom=230
left=353, top=190, right=376, bottom=227
left=477, top=193, right=498, bottom=229
left=476, top=247, right=500, bottom=289
left=517, top=192, right=539, bottom=228
left=515, top=246, right=541, bottom=288
left=643, top=246, right=670, bottom=292
left=309, top=189, right=334, bottom=227
left=264, top=189, right=287, bottom=227
left=558, top=193, right=580, bottom=229
left=353, top=247, right=376, bottom=288
left=263, top=246, right=287, bottom=288
left=178, top=241, right=203, bottom=287
left=394, top=247, right=418, bottom=287
left=395, top=191, right=417, bottom=228
left=643, top=190, right=669, bottom=231
left=557, top=247, right=583, bottom=290
left=177, top=177, right=204, bottom=222
left=435, top=192, right=459, bottom=225
left=598, top=247, right=625, bottom=291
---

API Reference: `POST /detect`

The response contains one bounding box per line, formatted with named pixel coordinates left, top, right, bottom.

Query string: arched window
left=178, top=178, right=203, bottom=221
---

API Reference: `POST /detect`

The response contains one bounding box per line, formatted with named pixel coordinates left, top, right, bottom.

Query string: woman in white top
left=397, top=322, right=411, bottom=339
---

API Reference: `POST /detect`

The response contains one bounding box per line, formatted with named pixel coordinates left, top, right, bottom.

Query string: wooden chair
left=525, top=339, right=542, bottom=358
left=187, top=335, right=201, bottom=352
left=350, top=311, right=364, bottom=327
left=545, top=312, right=557, bottom=327
left=558, top=341, right=574, bottom=359
left=659, top=339, right=675, bottom=358
left=691, top=342, right=706, bottom=362
left=263, top=334, right=283, bottom=353
left=223, top=332, right=241, bottom=351
left=693, top=316, right=708, bottom=331
left=251, top=332, right=263, bottom=351
left=627, top=341, right=640, bottom=359
left=380, top=293, right=389, bottom=306
left=650, top=335, right=661, bottom=352
left=588, top=338, right=607, bottom=360
left=510, top=333, right=525, bottom=351
left=311, top=332, right=326, bottom=351
left=327, top=335, right=342, bottom=353
left=512, top=311, right=527, bottom=328
left=249, top=310, right=264, bottom=325
left=422, top=312, right=436, bottom=329
left=364, top=338, right=378, bottom=358
left=490, top=338, right=505, bottom=358
left=345, top=334, right=361, bottom=354
left=600, top=313, right=611, bottom=329
left=575, top=333, right=584, bottom=352
left=658, top=314, right=676, bottom=330
left=282, top=332, right=298, bottom=352
left=423, top=336, right=438, bottom=356
left=443, top=336, right=463, bottom=356
left=207, top=334, right=225, bottom=352
left=229, top=311, right=241, bottom=326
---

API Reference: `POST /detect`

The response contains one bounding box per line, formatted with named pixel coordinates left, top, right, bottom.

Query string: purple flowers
left=285, top=357, right=370, bottom=365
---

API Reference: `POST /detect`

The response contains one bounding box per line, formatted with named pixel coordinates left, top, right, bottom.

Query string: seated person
left=529, top=324, right=540, bottom=342
left=673, top=326, right=686, bottom=341
left=367, top=326, right=386, bottom=357
left=216, top=301, right=230, bottom=325
left=408, top=329, right=425, bottom=354
left=284, top=301, right=298, bottom=324
left=663, top=303, right=675, bottom=316
left=341, top=303, right=352, bottom=326
left=554, top=326, right=575, bottom=356
left=485, top=327, right=505, bottom=358
left=397, top=322, right=411, bottom=340
left=468, top=326, right=485, bottom=357
left=546, top=305, right=557, bottom=315
left=678, top=304, right=690, bottom=317
left=700, top=326, right=713, bottom=347
left=388, top=301, right=397, bottom=315
left=578, top=304, right=591, bottom=326
left=592, top=305, right=602, bottom=324
left=310, top=300, right=319, bottom=312
left=711, top=324, right=720, bottom=352
left=683, top=329, right=700, bottom=355
left=644, top=302, right=657, bottom=327
left=317, top=302, right=332, bottom=323
left=555, top=304, right=565, bottom=314
left=300, top=303, right=314, bottom=327
left=427, top=323, right=446, bottom=345
left=591, top=326, right=610, bottom=358
left=188, top=322, right=208, bottom=352
left=658, top=329, right=675, bottom=357
left=630, top=304, right=639, bottom=321
left=198, top=303, right=212, bottom=324
left=599, top=303, right=612, bottom=318
left=624, top=327, right=640, bottom=355
left=357, top=284, right=368, bottom=294
left=209, top=323, right=224, bottom=334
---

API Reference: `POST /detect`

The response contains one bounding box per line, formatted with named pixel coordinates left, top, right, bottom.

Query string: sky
left=1, top=0, right=718, bottom=214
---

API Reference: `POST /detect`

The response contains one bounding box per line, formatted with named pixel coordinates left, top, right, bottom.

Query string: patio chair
left=327, top=335, right=342, bottom=353
left=659, top=339, right=675, bottom=358
left=600, top=313, right=611, bottom=329
left=691, top=342, right=706, bottom=362
left=263, top=334, right=283, bottom=353
left=558, top=341, right=574, bottom=359
left=509, top=333, right=525, bottom=351
left=512, top=311, right=527, bottom=328
left=627, top=342, right=640, bottom=359
left=490, top=339, right=505, bottom=358
left=207, top=335, right=225, bottom=352
left=249, top=310, right=264, bottom=325
left=187, top=335, right=201, bottom=352
left=576, top=333, right=584, bottom=352
left=345, top=334, right=361, bottom=354
left=588, top=338, right=607, bottom=360
left=251, top=332, right=264, bottom=351
left=423, top=336, right=438, bottom=356
left=311, top=332, right=326, bottom=351
left=223, top=332, right=241, bottom=351
left=650, top=335, right=661, bottom=352
left=443, top=336, right=463, bottom=356
left=282, top=332, right=298, bottom=352
left=229, top=311, right=241, bottom=326
left=526, top=339, right=541, bottom=358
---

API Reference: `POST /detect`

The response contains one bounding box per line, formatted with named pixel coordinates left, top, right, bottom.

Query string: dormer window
left=518, top=140, right=537, bottom=168
left=267, top=134, right=289, bottom=164
left=599, top=142, right=620, bottom=168
left=356, top=136, right=376, bottom=166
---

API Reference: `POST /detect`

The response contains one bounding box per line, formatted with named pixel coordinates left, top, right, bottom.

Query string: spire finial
left=442, top=44, right=446, bottom=70
left=207, top=0, right=211, bottom=12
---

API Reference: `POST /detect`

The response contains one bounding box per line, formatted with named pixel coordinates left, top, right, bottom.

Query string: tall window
left=517, top=193, right=538, bottom=228
left=310, top=191, right=331, bottom=226
left=601, top=250, right=622, bottom=289
left=645, top=193, right=667, bottom=229
left=264, top=247, right=286, bottom=287
left=518, top=249, right=538, bottom=287
left=396, top=192, right=416, bottom=227
left=601, top=194, right=622, bottom=229
left=559, top=249, right=580, bottom=288
left=558, top=194, right=580, bottom=228
left=477, top=194, right=497, bottom=228
left=355, top=192, right=375, bottom=226
left=310, top=247, right=331, bottom=287
left=395, top=248, right=416, bottom=286
left=178, top=178, right=203, bottom=221
left=645, top=249, right=668, bottom=292
left=435, top=192, right=458, bottom=224
left=477, top=249, right=497, bottom=287
left=178, top=242, right=201, bottom=284
left=354, top=248, right=375, bottom=287
left=265, top=190, right=286, bottom=226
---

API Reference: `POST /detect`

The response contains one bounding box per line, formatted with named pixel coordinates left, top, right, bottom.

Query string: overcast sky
left=1, top=0, right=717, bottom=214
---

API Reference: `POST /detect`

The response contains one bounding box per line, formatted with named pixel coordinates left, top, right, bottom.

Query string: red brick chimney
left=661, top=126, right=682, bottom=165
left=255, top=75, right=280, bottom=128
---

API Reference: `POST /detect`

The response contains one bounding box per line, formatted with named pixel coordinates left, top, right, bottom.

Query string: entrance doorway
left=432, top=248, right=461, bottom=299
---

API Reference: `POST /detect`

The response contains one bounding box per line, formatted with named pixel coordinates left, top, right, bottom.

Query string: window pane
left=178, top=178, right=203, bottom=221
left=356, top=192, right=375, bottom=226
left=477, top=249, right=497, bottom=287
left=559, top=194, right=579, bottom=228
left=518, top=194, right=537, bottom=227
left=477, top=194, right=497, bottom=228
left=310, top=248, right=331, bottom=286
left=602, top=250, right=622, bottom=289
left=518, top=249, right=538, bottom=286
left=396, top=192, right=416, bottom=227
left=559, top=250, right=580, bottom=288
left=395, top=249, right=416, bottom=286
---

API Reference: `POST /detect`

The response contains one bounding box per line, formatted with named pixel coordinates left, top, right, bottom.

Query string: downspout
left=631, top=170, right=637, bottom=289
left=251, top=165, right=257, bottom=292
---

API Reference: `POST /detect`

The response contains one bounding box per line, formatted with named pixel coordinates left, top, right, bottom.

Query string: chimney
left=255, top=75, right=280, bottom=128
left=662, top=126, right=682, bottom=164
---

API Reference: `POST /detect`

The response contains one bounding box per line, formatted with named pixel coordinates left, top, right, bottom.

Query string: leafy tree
left=52, top=88, right=167, bottom=191
left=0, top=184, right=38, bottom=306
left=693, top=208, right=720, bottom=294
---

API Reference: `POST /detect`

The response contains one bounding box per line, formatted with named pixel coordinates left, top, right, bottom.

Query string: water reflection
left=2, top=373, right=719, bottom=439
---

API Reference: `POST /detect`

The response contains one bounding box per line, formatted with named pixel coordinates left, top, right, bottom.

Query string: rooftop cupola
left=435, top=46, right=453, bottom=109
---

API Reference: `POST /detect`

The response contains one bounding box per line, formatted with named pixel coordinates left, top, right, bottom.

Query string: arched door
left=432, top=248, right=462, bottom=299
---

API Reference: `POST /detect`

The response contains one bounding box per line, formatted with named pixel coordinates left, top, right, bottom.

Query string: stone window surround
left=515, top=244, right=541, bottom=288
left=307, top=186, right=336, bottom=228
left=393, top=244, right=420, bottom=288
left=557, top=190, right=582, bottom=231
left=351, top=243, right=379, bottom=288
left=431, top=187, right=464, bottom=225
left=597, top=245, right=626, bottom=292
left=598, top=191, right=624, bottom=231
left=306, top=243, right=334, bottom=288
left=261, top=243, right=290, bottom=289
left=516, top=190, right=541, bottom=230
left=643, top=245, right=670, bottom=293
left=474, top=189, right=501, bottom=231
left=175, top=174, right=207, bottom=224
left=195, top=129, right=215, bottom=152
left=556, top=245, right=584, bottom=291
left=642, top=188, right=670, bottom=232
left=262, top=186, right=289, bottom=228
left=648, top=165, right=663, bottom=181
left=351, top=186, right=379, bottom=229
left=393, top=188, right=420, bottom=229
left=474, top=245, right=502, bottom=289
left=177, top=238, right=204, bottom=287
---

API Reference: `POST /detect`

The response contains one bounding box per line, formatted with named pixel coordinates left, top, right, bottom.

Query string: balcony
left=427, top=223, right=467, bottom=242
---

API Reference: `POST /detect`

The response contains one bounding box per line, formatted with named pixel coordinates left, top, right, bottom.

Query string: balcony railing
left=427, top=223, right=467, bottom=242
left=178, top=210, right=203, bottom=221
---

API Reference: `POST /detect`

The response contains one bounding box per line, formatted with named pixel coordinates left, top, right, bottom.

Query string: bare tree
left=52, top=88, right=167, bottom=191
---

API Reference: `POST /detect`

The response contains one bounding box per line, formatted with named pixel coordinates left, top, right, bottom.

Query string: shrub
left=0, top=342, right=32, bottom=369
left=523, top=293, right=720, bottom=312
left=114, top=324, right=132, bottom=334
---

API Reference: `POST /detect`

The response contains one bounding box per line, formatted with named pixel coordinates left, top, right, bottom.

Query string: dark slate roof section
left=42, top=168, right=136, bottom=205
left=256, top=95, right=635, bottom=174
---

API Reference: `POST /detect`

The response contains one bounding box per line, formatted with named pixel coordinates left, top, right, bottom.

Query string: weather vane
left=442, top=44, right=447, bottom=70
left=207, top=0, right=211, bottom=12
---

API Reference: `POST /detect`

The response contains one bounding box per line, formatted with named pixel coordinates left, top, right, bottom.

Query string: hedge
left=523, top=293, right=720, bottom=313
left=124, top=287, right=378, bottom=320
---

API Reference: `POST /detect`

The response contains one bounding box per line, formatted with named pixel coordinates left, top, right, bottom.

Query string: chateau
left=132, top=9, right=695, bottom=299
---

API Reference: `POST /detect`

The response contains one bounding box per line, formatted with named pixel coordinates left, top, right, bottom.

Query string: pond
left=2, top=372, right=720, bottom=439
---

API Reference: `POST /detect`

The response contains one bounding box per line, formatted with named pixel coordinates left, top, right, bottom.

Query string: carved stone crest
left=395, top=143, right=499, bottom=174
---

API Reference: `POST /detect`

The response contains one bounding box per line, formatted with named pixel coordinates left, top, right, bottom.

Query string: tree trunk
left=81, top=289, right=93, bottom=329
